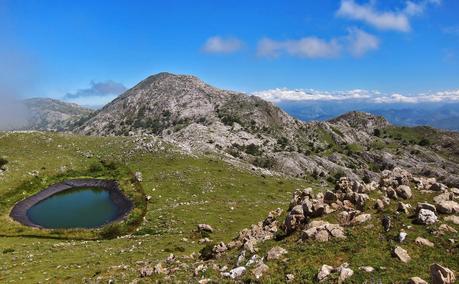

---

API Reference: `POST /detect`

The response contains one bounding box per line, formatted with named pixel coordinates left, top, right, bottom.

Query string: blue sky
left=1, top=0, right=458, bottom=106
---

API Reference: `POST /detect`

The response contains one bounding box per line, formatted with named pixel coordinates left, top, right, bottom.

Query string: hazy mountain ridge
left=23, top=98, right=93, bottom=131
left=279, top=101, right=459, bottom=131
left=76, top=73, right=459, bottom=187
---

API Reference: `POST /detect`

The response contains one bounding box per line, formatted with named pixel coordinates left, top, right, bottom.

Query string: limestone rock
left=266, top=246, right=287, bottom=261
left=302, top=221, right=345, bottom=242
left=397, top=202, right=412, bottom=214
left=444, top=215, right=459, bottom=225
left=393, top=246, right=411, bottom=263
left=252, top=262, right=269, bottom=279
left=416, top=209, right=438, bottom=225
left=430, top=263, right=456, bottom=284
left=197, top=224, right=214, bottom=233
left=223, top=266, right=246, bottom=279
left=408, top=276, right=428, bottom=284
left=350, top=213, right=372, bottom=225
left=436, top=200, right=459, bottom=214
left=396, top=185, right=412, bottom=199
left=438, top=224, right=457, bottom=234
left=415, top=237, right=434, bottom=247
left=317, top=264, right=334, bottom=282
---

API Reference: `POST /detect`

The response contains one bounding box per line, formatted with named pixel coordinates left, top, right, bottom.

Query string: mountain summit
left=77, top=73, right=459, bottom=187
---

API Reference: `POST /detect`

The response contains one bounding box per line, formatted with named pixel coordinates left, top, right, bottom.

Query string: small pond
left=27, top=187, right=121, bottom=228
left=10, top=179, right=133, bottom=229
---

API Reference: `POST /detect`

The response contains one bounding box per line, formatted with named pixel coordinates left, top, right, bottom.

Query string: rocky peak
left=329, top=111, right=390, bottom=133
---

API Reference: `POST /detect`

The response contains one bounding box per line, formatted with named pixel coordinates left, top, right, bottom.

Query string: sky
left=1, top=0, right=458, bottom=106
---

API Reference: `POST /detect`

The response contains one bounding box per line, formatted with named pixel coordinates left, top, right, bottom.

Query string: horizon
left=1, top=0, right=458, bottom=107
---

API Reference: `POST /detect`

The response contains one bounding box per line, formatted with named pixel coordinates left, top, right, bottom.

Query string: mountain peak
left=329, top=111, right=390, bottom=131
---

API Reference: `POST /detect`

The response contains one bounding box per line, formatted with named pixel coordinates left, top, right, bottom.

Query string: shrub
left=0, top=157, right=8, bottom=168
left=244, top=143, right=262, bottom=156
left=99, top=224, right=123, bottom=239
left=89, top=162, right=104, bottom=173
left=199, top=243, right=215, bottom=260
left=373, top=128, right=381, bottom=137
left=2, top=248, right=14, bottom=254
left=252, top=156, right=275, bottom=169
left=418, top=138, right=431, bottom=146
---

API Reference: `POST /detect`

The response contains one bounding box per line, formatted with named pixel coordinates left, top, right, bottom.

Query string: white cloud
left=202, top=36, right=243, bottom=54
left=346, top=28, right=380, bottom=57
left=252, top=88, right=459, bottom=104
left=257, top=37, right=341, bottom=59
left=257, top=28, right=379, bottom=59
left=336, top=0, right=440, bottom=32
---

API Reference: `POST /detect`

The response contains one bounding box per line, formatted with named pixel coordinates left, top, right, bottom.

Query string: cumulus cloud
left=257, top=37, right=341, bottom=59
left=252, top=88, right=459, bottom=104
left=346, top=27, right=380, bottom=57
left=64, top=80, right=127, bottom=100
left=257, top=28, right=379, bottom=59
left=202, top=36, right=243, bottom=54
left=336, top=0, right=440, bottom=32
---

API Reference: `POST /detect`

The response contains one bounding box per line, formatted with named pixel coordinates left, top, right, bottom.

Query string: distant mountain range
left=277, top=101, right=459, bottom=131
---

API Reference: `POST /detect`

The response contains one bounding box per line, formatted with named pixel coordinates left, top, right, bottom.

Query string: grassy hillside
left=0, top=132, right=312, bottom=282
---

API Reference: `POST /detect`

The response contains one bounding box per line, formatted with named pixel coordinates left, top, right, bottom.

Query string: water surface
left=27, top=187, right=121, bottom=228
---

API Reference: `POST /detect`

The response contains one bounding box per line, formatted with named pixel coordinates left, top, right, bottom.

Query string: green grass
left=0, top=132, right=312, bottom=283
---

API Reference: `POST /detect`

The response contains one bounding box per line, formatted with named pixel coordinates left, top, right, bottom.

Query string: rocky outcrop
left=430, top=264, right=456, bottom=284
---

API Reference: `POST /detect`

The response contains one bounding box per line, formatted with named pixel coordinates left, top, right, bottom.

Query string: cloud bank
left=202, top=36, right=244, bottom=54
left=252, top=88, right=459, bottom=104
left=337, top=0, right=441, bottom=32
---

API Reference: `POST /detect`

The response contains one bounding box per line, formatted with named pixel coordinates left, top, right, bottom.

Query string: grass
left=0, top=131, right=457, bottom=283
left=0, top=132, right=312, bottom=283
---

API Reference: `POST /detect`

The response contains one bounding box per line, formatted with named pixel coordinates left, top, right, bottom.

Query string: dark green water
left=27, top=187, right=120, bottom=229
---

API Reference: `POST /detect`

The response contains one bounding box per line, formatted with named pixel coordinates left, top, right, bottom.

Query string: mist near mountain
left=277, top=101, right=459, bottom=131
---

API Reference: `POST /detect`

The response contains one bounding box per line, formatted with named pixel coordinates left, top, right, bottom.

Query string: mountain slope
left=78, top=73, right=459, bottom=187
left=24, top=98, right=93, bottom=131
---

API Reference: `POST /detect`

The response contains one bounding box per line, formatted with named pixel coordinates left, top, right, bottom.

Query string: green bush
left=418, top=138, right=431, bottom=146
left=244, top=143, right=262, bottom=156
left=99, top=224, right=123, bottom=239
left=0, top=157, right=8, bottom=168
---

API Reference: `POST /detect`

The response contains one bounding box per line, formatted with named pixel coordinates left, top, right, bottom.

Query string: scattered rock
left=438, top=224, right=457, bottom=234
left=197, top=224, right=214, bottom=233
left=396, top=185, right=412, bottom=199
left=436, top=200, right=459, bottom=214
left=286, top=273, right=295, bottom=282
left=359, top=266, right=375, bottom=273
left=374, top=199, right=385, bottom=211
left=416, top=209, right=438, bottom=225
left=266, top=246, right=287, bottom=261
left=338, top=263, right=354, bottom=283
left=301, top=221, right=346, bottom=242
left=417, top=202, right=437, bottom=213
left=408, top=276, right=428, bottom=284
left=134, top=171, right=143, bottom=182
left=317, top=264, right=334, bottom=282
left=222, top=266, right=246, bottom=279
left=350, top=213, right=371, bottom=225
left=397, top=202, right=412, bottom=214
left=415, top=237, right=434, bottom=247
left=139, top=266, right=153, bottom=277
left=393, top=246, right=411, bottom=263
left=399, top=231, right=407, bottom=243
left=430, top=263, right=456, bottom=284
left=251, top=262, right=269, bottom=279
left=444, top=215, right=459, bottom=225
